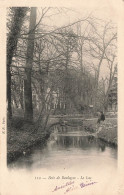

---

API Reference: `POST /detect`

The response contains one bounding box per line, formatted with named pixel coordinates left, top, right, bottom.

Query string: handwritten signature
left=52, top=180, right=97, bottom=193
left=52, top=181, right=75, bottom=192
left=80, top=181, right=98, bottom=188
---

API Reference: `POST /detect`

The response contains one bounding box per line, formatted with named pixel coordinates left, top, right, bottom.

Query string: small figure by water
left=97, top=111, right=105, bottom=124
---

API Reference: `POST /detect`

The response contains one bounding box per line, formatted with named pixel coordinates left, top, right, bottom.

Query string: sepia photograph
left=1, top=1, right=124, bottom=194
left=7, top=7, right=117, bottom=166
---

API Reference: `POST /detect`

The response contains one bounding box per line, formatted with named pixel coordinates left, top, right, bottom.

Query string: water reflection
left=56, top=136, right=97, bottom=148
left=50, top=134, right=117, bottom=157
left=9, top=127, right=117, bottom=170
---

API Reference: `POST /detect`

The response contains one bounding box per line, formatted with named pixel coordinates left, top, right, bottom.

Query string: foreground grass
left=7, top=117, right=50, bottom=164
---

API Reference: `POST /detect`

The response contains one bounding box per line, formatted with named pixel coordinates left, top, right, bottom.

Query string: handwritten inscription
left=52, top=180, right=98, bottom=193
left=52, top=181, right=74, bottom=192
left=64, top=185, right=78, bottom=194
left=34, top=175, right=97, bottom=194
left=80, top=181, right=97, bottom=188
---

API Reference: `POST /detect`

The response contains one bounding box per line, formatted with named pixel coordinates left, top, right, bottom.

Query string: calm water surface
left=9, top=127, right=117, bottom=172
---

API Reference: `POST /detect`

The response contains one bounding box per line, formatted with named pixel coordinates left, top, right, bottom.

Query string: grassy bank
left=97, top=119, right=117, bottom=146
left=7, top=117, right=50, bottom=164
left=83, top=118, right=117, bottom=146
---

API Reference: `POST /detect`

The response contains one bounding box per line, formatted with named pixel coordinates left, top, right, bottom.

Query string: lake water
left=9, top=127, right=117, bottom=171
left=7, top=128, right=118, bottom=195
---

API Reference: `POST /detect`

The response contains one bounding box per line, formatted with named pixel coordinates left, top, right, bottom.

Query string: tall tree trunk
left=7, top=8, right=27, bottom=119
left=24, top=7, right=36, bottom=121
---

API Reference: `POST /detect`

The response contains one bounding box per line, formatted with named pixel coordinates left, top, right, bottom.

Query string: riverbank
left=7, top=116, right=117, bottom=164
left=7, top=117, right=50, bottom=164
left=97, top=119, right=117, bottom=146
left=83, top=118, right=117, bottom=146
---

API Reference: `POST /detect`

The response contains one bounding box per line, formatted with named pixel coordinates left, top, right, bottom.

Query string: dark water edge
left=7, top=133, right=117, bottom=166
left=7, top=133, right=50, bottom=165
left=98, top=137, right=117, bottom=148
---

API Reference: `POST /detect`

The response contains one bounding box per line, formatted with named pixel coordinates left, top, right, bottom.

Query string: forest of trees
left=7, top=7, right=117, bottom=122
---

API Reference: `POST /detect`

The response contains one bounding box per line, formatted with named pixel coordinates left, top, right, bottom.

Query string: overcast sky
left=36, top=4, right=117, bottom=29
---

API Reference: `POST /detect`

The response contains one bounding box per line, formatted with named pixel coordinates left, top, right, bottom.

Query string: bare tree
left=24, top=7, right=36, bottom=121
left=87, top=19, right=117, bottom=111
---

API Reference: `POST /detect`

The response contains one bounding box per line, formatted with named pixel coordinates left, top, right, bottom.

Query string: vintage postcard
left=0, top=0, right=124, bottom=194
